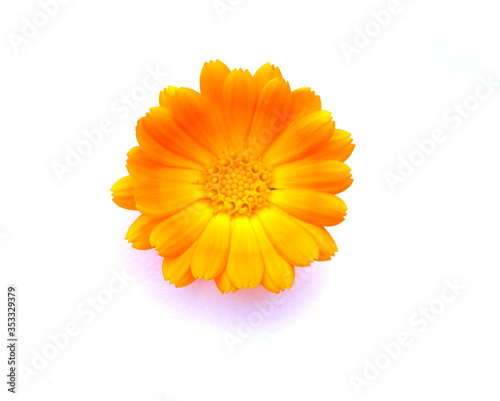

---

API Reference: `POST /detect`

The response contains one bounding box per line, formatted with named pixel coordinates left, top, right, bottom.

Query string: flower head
left=111, top=60, right=354, bottom=294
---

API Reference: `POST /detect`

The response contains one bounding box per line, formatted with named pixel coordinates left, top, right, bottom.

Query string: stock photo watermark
left=6, top=286, right=17, bottom=393
left=212, top=0, right=244, bottom=21
left=51, top=64, right=168, bottom=182
left=222, top=263, right=318, bottom=353
left=7, top=0, right=72, bottom=53
left=384, top=74, right=499, bottom=191
left=340, top=0, right=418, bottom=63
left=18, top=268, right=132, bottom=386
left=349, top=277, right=466, bottom=395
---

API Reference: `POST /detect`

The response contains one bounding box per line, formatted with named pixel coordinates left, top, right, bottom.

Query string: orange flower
left=111, top=60, right=354, bottom=293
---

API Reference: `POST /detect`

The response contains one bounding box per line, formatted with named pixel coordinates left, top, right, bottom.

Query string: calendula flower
left=111, top=60, right=354, bottom=294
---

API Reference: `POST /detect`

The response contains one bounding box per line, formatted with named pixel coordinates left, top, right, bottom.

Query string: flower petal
left=159, top=86, right=178, bottom=108
left=268, top=189, right=347, bottom=226
left=125, top=214, right=162, bottom=250
left=169, top=88, right=228, bottom=154
left=246, top=78, right=292, bottom=158
left=250, top=216, right=294, bottom=293
left=257, top=206, right=319, bottom=267
left=292, top=218, right=338, bottom=261
left=111, top=175, right=137, bottom=210
left=272, top=159, right=352, bottom=194
left=253, top=63, right=283, bottom=94
left=200, top=60, right=231, bottom=111
left=190, top=212, right=231, bottom=280
left=126, top=146, right=205, bottom=183
left=142, top=107, right=217, bottom=167
left=134, top=180, right=204, bottom=218
left=289, top=87, right=321, bottom=119
left=150, top=201, right=213, bottom=257
left=222, top=69, right=257, bottom=150
left=214, top=269, right=239, bottom=294
left=162, top=243, right=197, bottom=288
left=313, top=129, right=355, bottom=163
left=225, top=216, right=265, bottom=289
left=136, top=117, right=201, bottom=170
left=263, top=110, right=334, bottom=166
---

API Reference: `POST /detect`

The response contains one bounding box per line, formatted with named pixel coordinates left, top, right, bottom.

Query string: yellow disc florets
left=204, top=152, right=272, bottom=216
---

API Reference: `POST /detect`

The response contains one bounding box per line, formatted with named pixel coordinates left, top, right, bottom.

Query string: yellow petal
left=329, top=129, right=355, bottom=162
left=222, top=69, right=257, bottom=150
left=268, top=189, right=347, bottom=227
left=289, top=87, right=321, bottom=119
left=293, top=218, right=338, bottom=261
left=200, top=60, right=231, bottom=111
left=162, top=243, right=197, bottom=288
left=250, top=216, right=294, bottom=293
left=126, top=146, right=205, bottom=183
left=257, top=206, right=319, bottom=267
left=225, top=216, right=265, bottom=289
left=111, top=175, right=136, bottom=210
left=313, top=129, right=355, bottom=163
left=142, top=107, right=217, bottom=167
left=190, top=212, right=231, bottom=280
left=134, top=180, right=204, bottom=218
left=263, top=110, right=334, bottom=166
left=253, top=63, right=283, bottom=94
left=169, top=88, right=228, bottom=154
left=214, top=269, right=239, bottom=294
left=125, top=214, right=162, bottom=250
left=246, top=78, right=292, bottom=158
left=150, top=201, right=213, bottom=257
left=272, top=159, right=352, bottom=194
left=136, top=117, right=201, bottom=170
left=159, top=86, right=178, bottom=108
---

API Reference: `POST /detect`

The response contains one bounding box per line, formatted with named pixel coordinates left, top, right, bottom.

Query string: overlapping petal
left=225, top=216, right=265, bottom=289
left=190, top=212, right=231, bottom=280
left=169, top=88, right=228, bottom=154
left=253, top=63, right=283, bottom=93
left=257, top=206, right=319, bottom=267
left=222, top=69, right=258, bottom=149
left=289, top=87, right=321, bottom=119
left=312, top=129, right=355, bottom=163
left=272, top=159, right=352, bottom=194
left=268, top=189, right=347, bottom=226
left=246, top=78, right=292, bottom=158
left=214, top=269, right=239, bottom=294
left=142, top=106, right=217, bottom=167
left=127, top=146, right=205, bottom=183
left=162, top=243, right=197, bottom=288
left=150, top=201, right=213, bottom=257
left=134, top=180, right=204, bottom=218
left=111, top=175, right=137, bottom=210
left=136, top=117, right=201, bottom=170
left=251, top=216, right=295, bottom=293
left=293, top=217, right=338, bottom=261
left=263, top=110, right=334, bottom=166
left=125, top=214, right=162, bottom=250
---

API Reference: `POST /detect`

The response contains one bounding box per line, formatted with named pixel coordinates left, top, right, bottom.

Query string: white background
left=1, top=0, right=500, bottom=400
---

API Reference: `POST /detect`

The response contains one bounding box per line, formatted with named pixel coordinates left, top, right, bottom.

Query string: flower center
left=204, top=152, right=272, bottom=216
